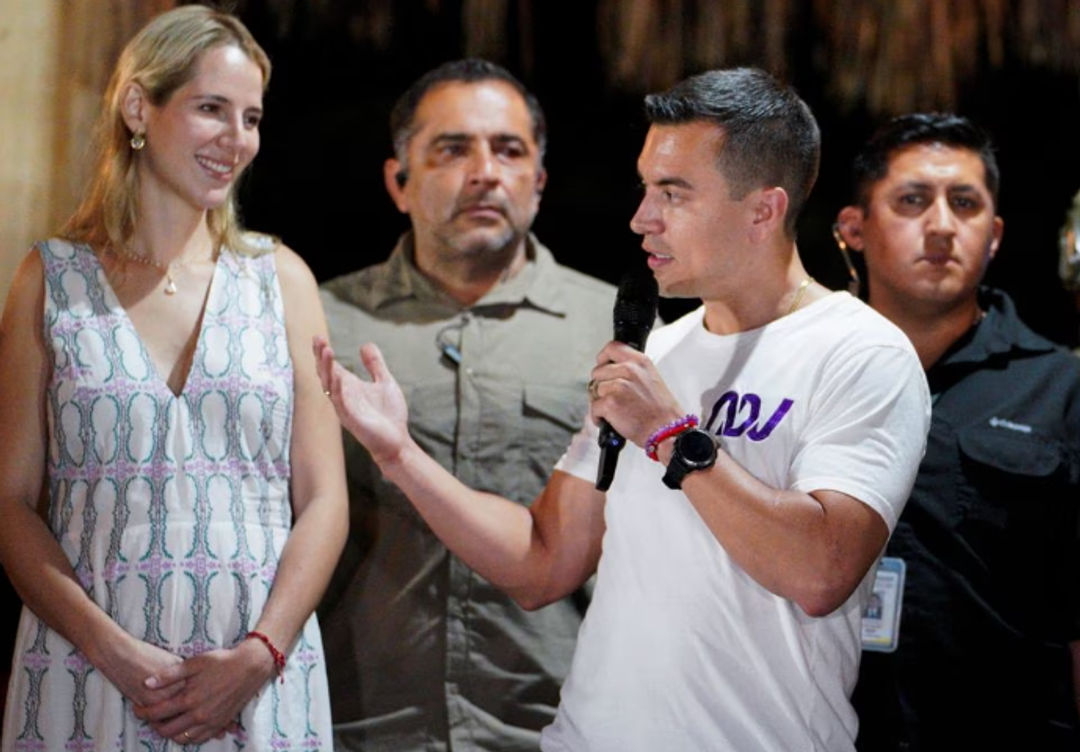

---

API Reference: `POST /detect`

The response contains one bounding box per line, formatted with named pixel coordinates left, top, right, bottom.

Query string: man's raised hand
left=312, top=337, right=411, bottom=467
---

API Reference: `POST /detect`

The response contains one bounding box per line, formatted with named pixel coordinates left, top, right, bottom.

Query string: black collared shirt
left=855, top=288, right=1080, bottom=751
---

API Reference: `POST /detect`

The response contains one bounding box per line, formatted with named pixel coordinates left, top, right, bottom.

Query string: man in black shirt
left=835, top=113, right=1080, bottom=750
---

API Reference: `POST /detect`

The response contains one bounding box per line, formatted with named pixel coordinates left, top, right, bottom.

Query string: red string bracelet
left=646, top=414, right=699, bottom=461
left=246, top=631, right=286, bottom=683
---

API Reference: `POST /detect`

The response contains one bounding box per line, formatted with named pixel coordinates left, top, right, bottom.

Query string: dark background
left=235, top=1, right=1080, bottom=341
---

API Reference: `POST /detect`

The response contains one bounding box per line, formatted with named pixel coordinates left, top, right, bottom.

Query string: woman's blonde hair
left=61, top=4, right=272, bottom=256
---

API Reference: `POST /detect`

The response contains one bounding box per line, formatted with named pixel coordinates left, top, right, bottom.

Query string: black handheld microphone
left=595, top=265, right=659, bottom=490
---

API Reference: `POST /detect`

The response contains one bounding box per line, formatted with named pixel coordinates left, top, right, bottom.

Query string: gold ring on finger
left=587, top=379, right=600, bottom=401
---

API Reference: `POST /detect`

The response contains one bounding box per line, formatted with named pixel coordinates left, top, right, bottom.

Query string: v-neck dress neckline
left=92, top=247, right=222, bottom=400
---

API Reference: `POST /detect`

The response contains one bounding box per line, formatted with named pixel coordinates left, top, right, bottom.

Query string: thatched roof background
left=252, top=0, right=1080, bottom=114
left=230, top=0, right=1080, bottom=342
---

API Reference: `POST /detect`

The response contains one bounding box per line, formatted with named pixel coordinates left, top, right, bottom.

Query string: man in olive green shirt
left=317, top=59, right=615, bottom=751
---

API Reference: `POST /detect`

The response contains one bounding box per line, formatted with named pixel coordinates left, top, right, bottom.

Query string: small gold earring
left=130, top=131, right=146, bottom=151
left=832, top=223, right=862, bottom=296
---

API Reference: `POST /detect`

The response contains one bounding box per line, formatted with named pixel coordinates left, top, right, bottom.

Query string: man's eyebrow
left=429, top=132, right=473, bottom=145
left=892, top=179, right=981, bottom=192
left=945, top=183, right=981, bottom=193
left=654, top=177, right=694, bottom=190
left=892, top=180, right=932, bottom=191
left=491, top=133, right=528, bottom=145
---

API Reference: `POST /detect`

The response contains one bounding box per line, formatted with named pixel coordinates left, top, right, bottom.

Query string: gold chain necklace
left=108, top=246, right=184, bottom=295
left=786, top=277, right=814, bottom=316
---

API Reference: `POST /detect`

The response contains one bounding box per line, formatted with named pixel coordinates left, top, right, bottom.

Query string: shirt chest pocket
left=483, top=382, right=587, bottom=505
left=514, top=383, right=589, bottom=501
left=954, top=427, right=1073, bottom=564
left=397, top=378, right=588, bottom=507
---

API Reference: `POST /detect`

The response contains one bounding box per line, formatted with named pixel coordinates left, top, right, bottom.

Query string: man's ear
left=748, top=186, right=788, bottom=242
left=834, top=206, right=866, bottom=252
left=988, top=215, right=1004, bottom=261
left=383, top=158, right=409, bottom=214
left=535, top=166, right=547, bottom=196
left=120, top=81, right=149, bottom=136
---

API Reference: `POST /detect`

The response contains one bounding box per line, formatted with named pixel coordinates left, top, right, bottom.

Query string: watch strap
left=662, top=429, right=718, bottom=490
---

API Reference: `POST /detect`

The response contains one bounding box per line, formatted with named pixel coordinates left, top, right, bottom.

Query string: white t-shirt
left=543, top=292, right=930, bottom=752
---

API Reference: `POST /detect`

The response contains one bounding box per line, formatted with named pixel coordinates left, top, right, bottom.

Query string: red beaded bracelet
left=246, top=631, right=286, bottom=683
left=646, top=414, right=699, bottom=461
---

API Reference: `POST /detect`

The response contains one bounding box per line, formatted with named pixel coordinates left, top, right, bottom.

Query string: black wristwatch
left=662, top=428, right=719, bottom=489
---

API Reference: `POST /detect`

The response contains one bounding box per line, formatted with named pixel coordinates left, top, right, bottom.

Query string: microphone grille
left=612, top=265, right=659, bottom=348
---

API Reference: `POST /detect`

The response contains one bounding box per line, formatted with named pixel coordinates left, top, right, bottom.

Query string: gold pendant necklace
left=108, top=246, right=183, bottom=295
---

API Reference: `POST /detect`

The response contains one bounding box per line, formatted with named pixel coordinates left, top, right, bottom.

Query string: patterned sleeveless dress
left=2, top=239, right=331, bottom=751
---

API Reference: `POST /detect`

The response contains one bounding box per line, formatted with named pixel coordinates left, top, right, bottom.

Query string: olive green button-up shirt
left=318, top=233, right=616, bottom=751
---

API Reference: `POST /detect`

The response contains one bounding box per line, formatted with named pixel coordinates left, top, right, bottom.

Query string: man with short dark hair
left=835, top=112, right=1080, bottom=750
left=318, top=67, right=930, bottom=750
left=317, top=59, right=615, bottom=751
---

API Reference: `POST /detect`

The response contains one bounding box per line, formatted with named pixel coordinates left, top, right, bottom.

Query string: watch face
left=677, top=429, right=717, bottom=466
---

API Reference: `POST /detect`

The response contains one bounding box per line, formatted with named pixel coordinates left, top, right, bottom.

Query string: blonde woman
left=0, top=6, right=346, bottom=750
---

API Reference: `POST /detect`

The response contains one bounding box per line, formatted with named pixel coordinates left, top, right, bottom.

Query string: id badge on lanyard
left=861, top=556, right=905, bottom=653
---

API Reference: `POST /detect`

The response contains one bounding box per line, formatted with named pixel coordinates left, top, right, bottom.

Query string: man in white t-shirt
left=314, top=67, right=931, bottom=751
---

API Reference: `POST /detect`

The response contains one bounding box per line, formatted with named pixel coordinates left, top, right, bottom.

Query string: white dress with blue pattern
left=2, top=239, right=332, bottom=751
